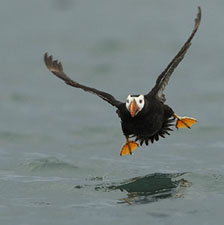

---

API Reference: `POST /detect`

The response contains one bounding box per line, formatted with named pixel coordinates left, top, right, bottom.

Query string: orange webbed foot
left=120, top=140, right=139, bottom=156
left=174, top=113, right=197, bottom=129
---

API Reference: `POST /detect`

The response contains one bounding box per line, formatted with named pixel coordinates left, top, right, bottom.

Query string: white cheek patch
left=135, top=95, right=144, bottom=113
left=125, top=94, right=145, bottom=114
left=126, top=95, right=132, bottom=110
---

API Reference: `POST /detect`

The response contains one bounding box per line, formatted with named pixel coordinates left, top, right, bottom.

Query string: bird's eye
left=139, top=100, right=142, bottom=104
left=126, top=100, right=129, bottom=104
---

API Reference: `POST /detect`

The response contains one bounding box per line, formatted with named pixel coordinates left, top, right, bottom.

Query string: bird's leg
left=125, top=136, right=132, bottom=154
left=173, top=113, right=197, bottom=129
left=120, top=135, right=139, bottom=156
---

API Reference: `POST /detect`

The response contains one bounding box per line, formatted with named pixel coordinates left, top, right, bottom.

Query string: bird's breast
left=121, top=112, right=164, bottom=137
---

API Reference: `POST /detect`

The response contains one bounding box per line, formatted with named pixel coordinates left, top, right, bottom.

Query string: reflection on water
left=97, top=173, right=191, bottom=205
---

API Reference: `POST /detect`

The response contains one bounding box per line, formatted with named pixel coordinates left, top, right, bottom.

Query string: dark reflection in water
left=96, top=173, right=191, bottom=205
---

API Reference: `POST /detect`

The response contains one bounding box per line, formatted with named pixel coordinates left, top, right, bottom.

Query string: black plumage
left=44, top=7, right=201, bottom=154
left=117, top=96, right=175, bottom=146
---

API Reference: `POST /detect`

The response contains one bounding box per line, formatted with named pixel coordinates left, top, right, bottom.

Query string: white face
left=126, top=94, right=145, bottom=117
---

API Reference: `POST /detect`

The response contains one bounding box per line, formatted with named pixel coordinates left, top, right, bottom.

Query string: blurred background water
left=1, top=0, right=224, bottom=224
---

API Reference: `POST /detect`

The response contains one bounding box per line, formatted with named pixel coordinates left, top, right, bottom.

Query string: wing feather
left=147, top=7, right=201, bottom=102
left=44, top=53, right=122, bottom=108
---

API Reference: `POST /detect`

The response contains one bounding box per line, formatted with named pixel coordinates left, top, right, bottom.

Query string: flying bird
left=44, top=7, right=201, bottom=156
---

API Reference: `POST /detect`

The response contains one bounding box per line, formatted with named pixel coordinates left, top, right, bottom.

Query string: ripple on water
left=21, top=157, right=78, bottom=173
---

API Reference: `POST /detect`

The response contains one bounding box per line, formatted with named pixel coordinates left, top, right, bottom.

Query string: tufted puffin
left=44, top=7, right=201, bottom=156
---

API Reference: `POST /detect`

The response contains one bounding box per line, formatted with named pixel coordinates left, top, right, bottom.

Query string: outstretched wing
left=147, top=7, right=201, bottom=103
left=44, top=53, right=122, bottom=108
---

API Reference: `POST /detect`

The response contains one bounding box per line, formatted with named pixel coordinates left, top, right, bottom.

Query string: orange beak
left=129, top=99, right=139, bottom=117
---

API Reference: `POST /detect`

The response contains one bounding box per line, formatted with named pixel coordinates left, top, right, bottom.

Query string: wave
left=22, top=157, right=78, bottom=172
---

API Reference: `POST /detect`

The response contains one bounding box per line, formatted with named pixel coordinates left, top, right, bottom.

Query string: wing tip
left=195, top=6, right=202, bottom=30
left=43, top=52, right=63, bottom=73
left=44, top=52, right=49, bottom=68
left=197, top=6, right=201, bottom=16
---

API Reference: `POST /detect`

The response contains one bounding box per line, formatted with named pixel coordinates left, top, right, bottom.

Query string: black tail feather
left=134, top=117, right=175, bottom=146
